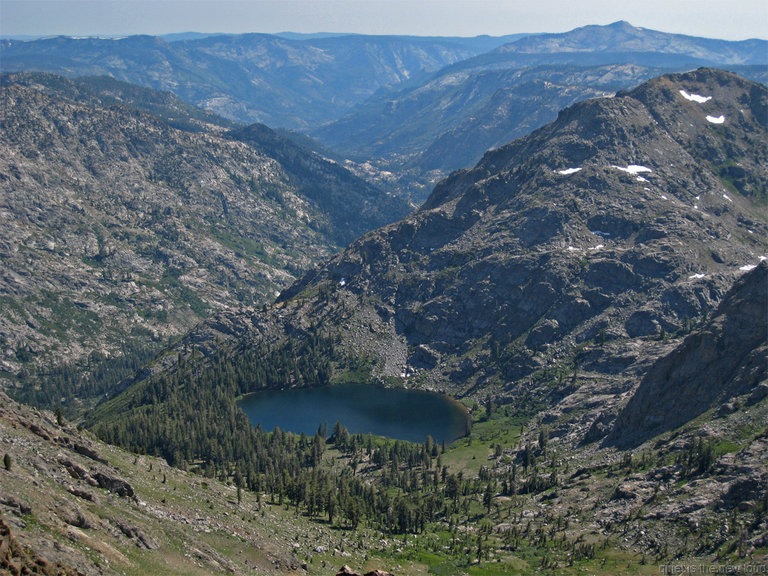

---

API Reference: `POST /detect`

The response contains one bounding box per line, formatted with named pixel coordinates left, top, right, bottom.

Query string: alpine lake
left=239, top=382, right=470, bottom=444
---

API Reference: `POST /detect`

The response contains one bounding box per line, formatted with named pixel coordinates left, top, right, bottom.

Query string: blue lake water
left=239, top=382, right=469, bottom=444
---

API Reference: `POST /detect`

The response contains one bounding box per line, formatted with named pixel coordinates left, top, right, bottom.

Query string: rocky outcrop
left=92, top=472, right=136, bottom=499
left=609, top=262, right=768, bottom=447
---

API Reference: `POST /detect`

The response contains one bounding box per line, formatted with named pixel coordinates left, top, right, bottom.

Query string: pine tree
left=485, top=394, right=494, bottom=419
left=538, top=427, right=549, bottom=454
left=483, top=483, right=493, bottom=513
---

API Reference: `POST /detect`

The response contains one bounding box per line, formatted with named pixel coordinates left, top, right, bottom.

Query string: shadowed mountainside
left=610, top=262, right=768, bottom=447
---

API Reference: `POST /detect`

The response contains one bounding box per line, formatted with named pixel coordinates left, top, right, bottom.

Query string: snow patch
left=722, top=194, right=732, bottom=202
left=760, top=256, right=767, bottom=261
left=589, top=244, right=604, bottom=251
left=688, top=273, right=706, bottom=280
left=567, top=246, right=580, bottom=252
left=661, top=195, right=668, bottom=200
left=706, top=115, right=725, bottom=124
left=592, top=230, right=611, bottom=237
left=740, top=264, right=757, bottom=272
left=557, top=167, right=582, bottom=175
left=339, top=278, right=346, bottom=287
left=636, top=176, right=648, bottom=182
left=613, top=165, right=652, bottom=175
left=679, top=90, right=711, bottom=104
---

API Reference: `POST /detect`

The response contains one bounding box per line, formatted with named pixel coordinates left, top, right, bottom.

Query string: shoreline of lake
left=238, top=381, right=470, bottom=444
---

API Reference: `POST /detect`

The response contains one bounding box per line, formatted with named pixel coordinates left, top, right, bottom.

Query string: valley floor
left=2, top=388, right=766, bottom=575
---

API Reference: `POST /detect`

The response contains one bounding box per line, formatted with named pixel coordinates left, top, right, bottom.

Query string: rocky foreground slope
left=1, top=390, right=400, bottom=576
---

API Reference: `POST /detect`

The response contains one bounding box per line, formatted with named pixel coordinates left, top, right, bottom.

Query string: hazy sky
left=1, top=0, right=766, bottom=41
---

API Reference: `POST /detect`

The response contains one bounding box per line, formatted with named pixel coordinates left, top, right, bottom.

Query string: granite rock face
left=259, top=69, right=768, bottom=399
left=610, top=262, right=768, bottom=447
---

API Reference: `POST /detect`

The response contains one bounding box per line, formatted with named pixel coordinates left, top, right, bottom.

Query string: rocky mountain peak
left=189, top=69, right=767, bottom=404
left=498, top=20, right=648, bottom=54
left=419, top=68, right=766, bottom=247
left=497, top=23, right=768, bottom=65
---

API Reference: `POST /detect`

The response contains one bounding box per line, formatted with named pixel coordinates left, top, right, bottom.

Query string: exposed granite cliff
left=610, top=262, right=768, bottom=447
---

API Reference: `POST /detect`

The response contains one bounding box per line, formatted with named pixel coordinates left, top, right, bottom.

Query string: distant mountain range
left=497, top=20, right=767, bottom=61
left=0, top=33, right=500, bottom=129
left=4, top=22, right=766, bottom=204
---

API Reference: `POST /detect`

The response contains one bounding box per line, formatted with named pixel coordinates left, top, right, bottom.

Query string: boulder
left=93, top=472, right=135, bottom=499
